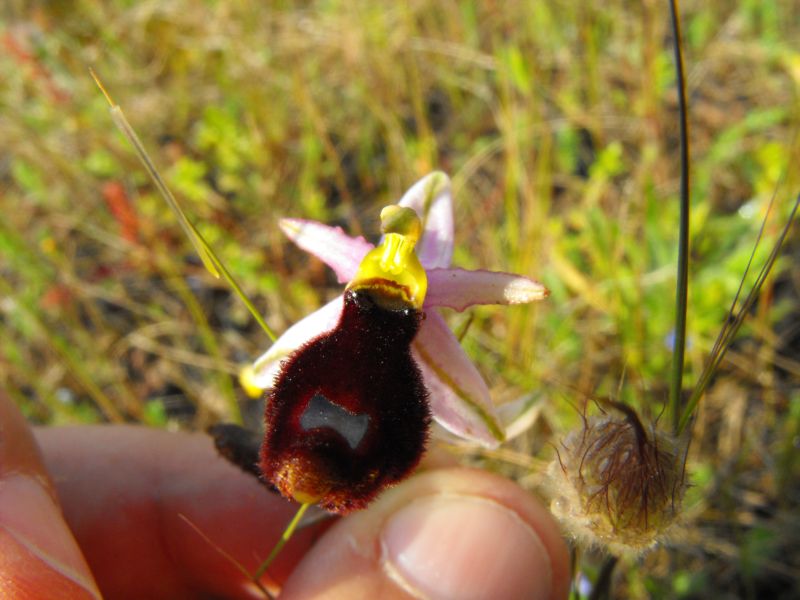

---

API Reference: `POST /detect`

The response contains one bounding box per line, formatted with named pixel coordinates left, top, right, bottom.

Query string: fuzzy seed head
left=545, top=403, right=687, bottom=555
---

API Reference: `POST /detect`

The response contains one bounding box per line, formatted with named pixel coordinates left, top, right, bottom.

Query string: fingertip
left=381, top=494, right=554, bottom=600
left=281, top=467, right=570, bottom=600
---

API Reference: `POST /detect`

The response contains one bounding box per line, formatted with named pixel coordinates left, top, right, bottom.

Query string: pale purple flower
left=249, top=172, right=547, bottom=447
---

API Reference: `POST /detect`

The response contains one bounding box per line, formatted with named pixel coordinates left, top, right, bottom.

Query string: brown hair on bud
left=545, top=400, right=687, bottom=555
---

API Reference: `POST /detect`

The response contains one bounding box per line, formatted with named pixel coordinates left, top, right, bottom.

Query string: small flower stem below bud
left=252, top=502, right=311, bottom=582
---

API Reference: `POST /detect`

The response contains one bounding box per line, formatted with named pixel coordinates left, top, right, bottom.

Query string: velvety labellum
left=299, top=393, right=371, bottom=450
left=260, top=288, right=431, bottom=513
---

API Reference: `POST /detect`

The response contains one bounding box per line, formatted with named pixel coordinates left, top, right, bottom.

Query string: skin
left=0, top=391, right=569, bottom=599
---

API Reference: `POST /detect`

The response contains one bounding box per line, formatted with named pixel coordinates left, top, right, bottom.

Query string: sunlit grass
left=2, top=1, right=799, bottom=596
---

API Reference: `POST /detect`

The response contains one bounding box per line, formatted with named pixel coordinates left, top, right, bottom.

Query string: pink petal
left=398, top=172, right=454, bottom=269
left=280, top=219, right=373, bottom=284
left=425, top=268, right=549, bottom=311
left=413, top=310, right=504, bottom=447
left=250, top=296, right=344, bottom=389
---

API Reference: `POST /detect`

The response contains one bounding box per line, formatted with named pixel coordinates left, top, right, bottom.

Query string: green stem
left=253, top=503, right=311, bottom=582
left=668, top=0, right=690, bottom=436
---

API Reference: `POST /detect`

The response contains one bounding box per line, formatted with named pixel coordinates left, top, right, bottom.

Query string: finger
left=280, top=466, right=570, bottom=600
left=0, top=392, right=101, bottom=599
left=35, top=425, right=330, bottom=600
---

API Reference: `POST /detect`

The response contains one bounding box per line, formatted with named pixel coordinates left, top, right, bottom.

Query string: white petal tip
left=504, top=278, right=549, bottom=304
left=278, top=218, right=303, bottom=237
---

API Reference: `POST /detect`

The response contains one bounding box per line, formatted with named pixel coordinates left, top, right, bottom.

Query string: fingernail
left=0, top=474, right=101, bottom=597
left=381, top=494, right=552, bottom=600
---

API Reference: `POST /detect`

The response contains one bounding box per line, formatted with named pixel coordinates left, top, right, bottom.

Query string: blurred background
left=1, top=1, right=799, bottom=597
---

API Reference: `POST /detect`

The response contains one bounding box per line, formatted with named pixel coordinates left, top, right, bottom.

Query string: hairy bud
left=545, top=401, right=687, bottom=555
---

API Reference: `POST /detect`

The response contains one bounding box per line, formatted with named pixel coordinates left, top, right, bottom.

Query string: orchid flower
left=246, top=172, right=547, bottom=448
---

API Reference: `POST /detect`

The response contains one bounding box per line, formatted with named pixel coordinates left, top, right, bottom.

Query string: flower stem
left=252, top=502, right=311, bottom=582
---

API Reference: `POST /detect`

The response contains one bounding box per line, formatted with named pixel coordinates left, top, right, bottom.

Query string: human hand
left=0, top=392, right=568, bottom=599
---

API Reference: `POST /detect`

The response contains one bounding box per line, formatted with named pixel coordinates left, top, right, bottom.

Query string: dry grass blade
left=679, top=191, right=800, bottom=434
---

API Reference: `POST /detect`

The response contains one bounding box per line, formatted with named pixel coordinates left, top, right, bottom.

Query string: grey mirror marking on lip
left=300, top=393, right=371, bottom=450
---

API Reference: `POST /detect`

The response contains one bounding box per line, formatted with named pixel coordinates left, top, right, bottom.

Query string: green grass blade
left=91, top=70, right=277, bottom=342
left=107, top=106, right=220, bottom=277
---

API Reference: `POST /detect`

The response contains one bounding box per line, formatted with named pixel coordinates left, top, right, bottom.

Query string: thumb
left=280, top=467, right=569, bottom=600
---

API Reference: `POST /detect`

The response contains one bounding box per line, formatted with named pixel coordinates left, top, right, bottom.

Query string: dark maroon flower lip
left=260, top=288, right=430, bottom=513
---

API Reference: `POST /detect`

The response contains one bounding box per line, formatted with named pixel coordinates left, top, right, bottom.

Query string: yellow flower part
left=347, top=205, right=428, bottom=309
left=238, top=364, right=264, bottom=399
